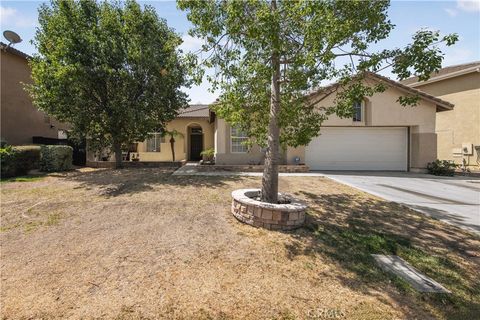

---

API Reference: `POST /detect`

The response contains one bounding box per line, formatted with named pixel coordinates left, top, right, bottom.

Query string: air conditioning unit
left=462, top=143, right=473, bottom=155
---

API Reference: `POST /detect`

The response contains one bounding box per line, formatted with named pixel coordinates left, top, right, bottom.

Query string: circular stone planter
left=231, top=189, right=307, bottom=230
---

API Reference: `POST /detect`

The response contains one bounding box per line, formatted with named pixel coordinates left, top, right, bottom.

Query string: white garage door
left=305, top=127, right=408, bottom=171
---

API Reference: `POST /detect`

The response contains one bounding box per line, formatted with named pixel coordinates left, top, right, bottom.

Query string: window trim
left=230, top=127, right=248, bottom=153
left=145, top=132, right=164, bottom=152
left=353, top=101, right=364, bottom=122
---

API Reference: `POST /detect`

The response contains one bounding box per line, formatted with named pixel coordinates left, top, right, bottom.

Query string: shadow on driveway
left=319, top=171, right=480, bottom=234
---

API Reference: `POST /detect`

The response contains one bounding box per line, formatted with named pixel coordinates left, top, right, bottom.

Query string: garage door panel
left=306, top=127, right=407, bottom=171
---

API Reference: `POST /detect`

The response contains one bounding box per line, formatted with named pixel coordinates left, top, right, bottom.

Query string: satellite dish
left=3, top=30, right=22, bottom=48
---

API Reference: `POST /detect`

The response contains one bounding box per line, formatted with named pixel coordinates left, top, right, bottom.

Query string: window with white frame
left=146, top=133, right=164, bottom=152
left=230, top=127, right=248, bottom=153
left=353, top=101, right=363, bottom=122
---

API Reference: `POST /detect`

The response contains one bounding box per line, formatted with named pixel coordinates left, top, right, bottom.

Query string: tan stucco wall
left=214, top=118, right=265, bottom=165
left=296, top=81, right=436, bottom=169
left=411, top=72, right=480, bottom=168
left=0, top=50, right=67, bottom=145
left=214, top=81, right=438, bottom=169
left=134, top=118, right=214, bottom=162
left=283, top=80, right=439, bottom=169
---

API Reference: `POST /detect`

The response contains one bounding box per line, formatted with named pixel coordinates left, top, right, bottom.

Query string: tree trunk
left=113, top=140, right=123, bottom=169
left=170, top=136, right=175, bottom=162
left=261, top=2, right=281, bottom=204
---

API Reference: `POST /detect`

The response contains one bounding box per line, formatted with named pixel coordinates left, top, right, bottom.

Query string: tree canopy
left=29, top=0, right=191, bottom=167
left=178, top=0, right=457, bottom=203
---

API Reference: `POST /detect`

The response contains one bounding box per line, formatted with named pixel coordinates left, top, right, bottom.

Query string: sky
left=1, top=0, right=479, bottom=104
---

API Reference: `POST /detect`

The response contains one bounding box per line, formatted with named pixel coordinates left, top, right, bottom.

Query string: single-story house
left=401, top=61, right=480, bottom=169
left=133, top=104, right=214, bottom=162
left=89, top=72, right=454, bottom=172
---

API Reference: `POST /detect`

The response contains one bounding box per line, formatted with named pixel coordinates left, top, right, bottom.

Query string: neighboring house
left=0, top=42, right=68, bottom=145
left=96, top=72, right=453, bottom=172
left=401, top=61, right=480, bottom=169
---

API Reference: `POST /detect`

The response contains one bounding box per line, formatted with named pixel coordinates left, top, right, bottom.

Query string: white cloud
left=179, top=34, right=204, bottom=53
left=0, top=5, right=37, bottom=28
left=444, top=8, right=458, bottom=17
left=0, top=6, right=16, bottom=21
left=457, top=0, right=480, bottom=12
left=443, top=47, right=474, bottom=66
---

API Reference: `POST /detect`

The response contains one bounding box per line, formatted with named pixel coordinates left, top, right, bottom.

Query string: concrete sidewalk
left=172, top=165, right=325, bottom=177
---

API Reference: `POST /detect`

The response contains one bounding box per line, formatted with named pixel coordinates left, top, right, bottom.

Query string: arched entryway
left=187, top=124, right=203, bottom=161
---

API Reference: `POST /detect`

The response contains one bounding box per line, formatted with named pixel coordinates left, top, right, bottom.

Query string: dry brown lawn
left=1, top=168, right=479, bottom=319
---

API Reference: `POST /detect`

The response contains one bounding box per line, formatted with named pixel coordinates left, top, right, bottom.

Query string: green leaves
left=29, top=0, right=190, bottom=157
left=392, top=29, right=458, bottom=81
left=179, top=0, right=457, bottom=149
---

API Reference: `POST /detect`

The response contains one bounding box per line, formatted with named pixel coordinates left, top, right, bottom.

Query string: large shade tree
left=29, top=0, right=191, bottom=168
left=178, top=0, right=457, bottom=203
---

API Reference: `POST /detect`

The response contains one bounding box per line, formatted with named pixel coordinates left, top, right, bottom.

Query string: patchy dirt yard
left=1, top=168, right=479, bottom=319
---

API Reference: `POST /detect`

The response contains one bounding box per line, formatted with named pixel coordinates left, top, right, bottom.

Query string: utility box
left=462, top=143, right=473, bottom=155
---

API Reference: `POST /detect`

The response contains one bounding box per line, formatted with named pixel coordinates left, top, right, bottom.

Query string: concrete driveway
left=321, top=172, right=480, bottom=234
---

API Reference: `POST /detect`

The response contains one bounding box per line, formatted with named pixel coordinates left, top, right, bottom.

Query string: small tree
left=29, top=0, right=191, bottom=168
left=161, top=129, right=184, bottom=162
left=178, top=0, right=457, bottom=203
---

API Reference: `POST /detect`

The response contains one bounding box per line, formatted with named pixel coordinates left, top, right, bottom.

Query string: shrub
left=427, top=160, right=457, bottom=176
left=0, top=145, right=41, bottom=178
left=14, top=146, right=41, bottom=175
left=0, top=146, right=17, bottom=178
left=40, top=145, right=73, bottom=172
left=200, top=148, right=215, bottom=161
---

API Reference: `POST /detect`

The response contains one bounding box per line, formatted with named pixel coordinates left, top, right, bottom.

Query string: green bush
left=200, top=148, right=215, bottom=161
left=1, top=146, right=17, bottom=178
left=40, top=145, right=73, bottom=172
left=427, top=160, right=457, bottom=176
left=0, top=145, right=41, bottom=178
left=14, top=146, right=41, bottom=175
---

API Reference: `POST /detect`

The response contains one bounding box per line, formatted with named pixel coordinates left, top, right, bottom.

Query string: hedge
left=40, top=145, right=73, bottom=172
left=15, top=146, right=41, bottom=175
left=0, top=145, right=41, bottom=178
left=426, top=159, right=457, bottom=176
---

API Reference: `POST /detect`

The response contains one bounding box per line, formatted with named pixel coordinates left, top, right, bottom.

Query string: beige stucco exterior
left=214, top=118, right=265, bottom=165
left=132, top=118, right=214, bottom=162
left=86, top=76, right=447, bottom=170
left=0, top=47, right=68, bottom=145
left=214, top=77, right=443, bottom=170
left=408, top=72, right=480, bottom=168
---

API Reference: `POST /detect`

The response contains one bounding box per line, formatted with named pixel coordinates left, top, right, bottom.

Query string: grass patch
left=24, top=212, right=63, bottom=232
left=1, top=175, right=45, bottom=183
left=1, top=169, right=479, bottom=319
left=307, top=220, right=480, bottom=319
left=1, top=211, right=64, bottom=233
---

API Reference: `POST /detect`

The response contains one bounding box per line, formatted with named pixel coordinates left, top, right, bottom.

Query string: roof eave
left=409, top=66, right=480, bottom=88
left=366, top=73, right=454, bottom=112
left=0, top=42, right=31, bottom=60
left=305, top=72, right=454, bottom=112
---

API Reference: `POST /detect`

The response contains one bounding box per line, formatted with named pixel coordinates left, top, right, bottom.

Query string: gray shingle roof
left=0, top=42, right=31, bottom=60
left=178, top=104, right=210, bottom=118
left=400, top=61, right=480, bottom=86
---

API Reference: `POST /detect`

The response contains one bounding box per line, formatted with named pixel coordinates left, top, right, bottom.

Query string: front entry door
left=189, top=132, right=203, bottom=161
